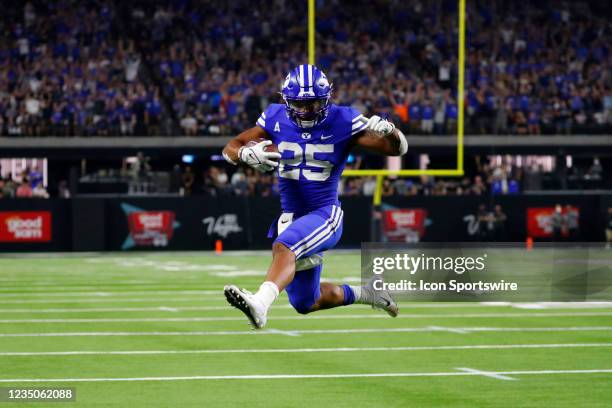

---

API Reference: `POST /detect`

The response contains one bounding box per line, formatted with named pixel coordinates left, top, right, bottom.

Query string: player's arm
left=222, top=126, right=281, bottom=171
left=351, top=116, right=408, bottom=156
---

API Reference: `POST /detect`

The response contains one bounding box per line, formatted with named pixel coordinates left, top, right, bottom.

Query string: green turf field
left=0, top=251, right=611, bottom=407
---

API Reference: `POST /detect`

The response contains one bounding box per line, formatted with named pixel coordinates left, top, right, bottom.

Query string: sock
left=341, top=284, right=356, bottom=305
left=347, top=285, right=366, bottom=304
left=253, top=281, right=279, bottom=310
left=350, top=284, right=376, bottom=305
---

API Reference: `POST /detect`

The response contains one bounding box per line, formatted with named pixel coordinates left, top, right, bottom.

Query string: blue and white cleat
left=224, top=284, right=267, bottom=329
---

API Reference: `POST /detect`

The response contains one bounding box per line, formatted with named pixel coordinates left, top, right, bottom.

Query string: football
left=246, top=138, right=279, bottom=154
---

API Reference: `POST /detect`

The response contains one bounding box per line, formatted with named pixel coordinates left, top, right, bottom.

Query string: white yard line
left=0, top=305, right=310, bottom=313
left=0, top=326, right=609, bottom=338
left=0, top=311, right=609, bottom=323
left=510, top=302, right=612, bottom=310
left=156, top=307, right=179, bottom=312
left=1, top=303, right=611, bottom=314
left=0, top=297, right=225, bottom=304
left=428, top=325, right=469, bottom=334
left=264, top=329, right=301, bottom=337
left=1, top=343, right=610, bottom=357
left=456, top=367, right=516, bottom=380
left=0, top=290, right=221, bottom=298
left=0, top=369, right=610, bottom=383
left=0, top=305, right=295, bottom=313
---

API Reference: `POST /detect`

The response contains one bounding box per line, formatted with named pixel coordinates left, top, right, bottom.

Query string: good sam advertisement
left=0, top=211, right=52, bottom=242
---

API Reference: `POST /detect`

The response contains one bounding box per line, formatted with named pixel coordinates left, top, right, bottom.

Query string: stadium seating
left=1, top=0, right=610, bottom=137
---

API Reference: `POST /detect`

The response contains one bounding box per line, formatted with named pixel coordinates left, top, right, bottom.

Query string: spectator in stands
left=381, top=179, right=395, bottom=197
left=181, top=166, right=194, bottom=196
left=16, top=181, right=33, bottom=198
left=180, top=108, right=198, bottom=136
left=471, top=175, right=487, bottom=195
left=230, top=167, right=249, bottom=196
left=1, top=178, right=16, bottom=198
left=29, top=166, right=43, bottom=188
left=169, top=165, right=182, bottom=194
left=32, top=183, right=49, bottom=198
left=421, top=100, right=434, bottom=134
left=362, top=177, right=377, bottom=196
left=445, top=94, right=458, bottom=135
left=565, top=205, right=580, bottom=241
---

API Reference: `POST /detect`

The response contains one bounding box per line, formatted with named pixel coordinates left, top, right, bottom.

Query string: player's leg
left=283, top=212, right=398, bottom=316
left=284, top=262, right=398, bottom=316
left=310, top=282, right=346, bottom=311
left=224, top=204, right=397, bottom=326
left=283, top=256, right=351, bottom=313
left=223, top=240, right=293, bottom=328
left=293, top=276, right=398, bottom=316
left=285, top=262, right=323, bottom=314
left=286, top=225, right=399, bottom=317
left=224, top=205, right=342, bottom=327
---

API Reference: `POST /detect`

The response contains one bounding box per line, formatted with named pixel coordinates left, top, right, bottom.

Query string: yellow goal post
left=308, top=0, right=467, bottom=205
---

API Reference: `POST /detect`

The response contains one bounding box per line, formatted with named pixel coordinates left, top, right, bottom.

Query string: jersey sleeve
left=349, top=107, right=367, bottom=135
left=256, top=110, right=267, bottom=128
left=255, top=104, right=283, bottom=135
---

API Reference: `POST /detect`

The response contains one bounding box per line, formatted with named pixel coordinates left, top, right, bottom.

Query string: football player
left=222, top=64, right=408, bottom=328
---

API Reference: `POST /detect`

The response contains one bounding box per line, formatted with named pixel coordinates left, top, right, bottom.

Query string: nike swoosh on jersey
left=321, top=134, right=333, bottom=140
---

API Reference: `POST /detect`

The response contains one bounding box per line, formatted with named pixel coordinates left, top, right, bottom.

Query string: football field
left=0, top=251, right=611, bottom=407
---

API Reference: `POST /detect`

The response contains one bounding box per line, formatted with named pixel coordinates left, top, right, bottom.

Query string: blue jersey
left=257, top=103, right=366, bottom=214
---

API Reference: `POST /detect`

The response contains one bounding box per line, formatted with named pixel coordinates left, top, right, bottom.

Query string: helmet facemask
left=283, top=96, right=330, bottom=128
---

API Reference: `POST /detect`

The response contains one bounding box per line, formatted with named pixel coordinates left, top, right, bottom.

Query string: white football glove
left=239, top=140, right=281, bottom=172
left=366, top=115, right=395, bottom=136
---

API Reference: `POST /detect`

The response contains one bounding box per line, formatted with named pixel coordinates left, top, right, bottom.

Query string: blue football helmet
left=280, top=64, right=332, bottom=128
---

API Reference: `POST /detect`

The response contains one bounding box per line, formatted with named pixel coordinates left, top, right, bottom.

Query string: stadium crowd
left=0, top=0, right=610, bottom=137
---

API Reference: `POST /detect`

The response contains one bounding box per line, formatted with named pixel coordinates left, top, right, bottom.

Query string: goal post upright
left=308, top=0, right=315, bottom=65
left=457, top=0, right=466, bottom=173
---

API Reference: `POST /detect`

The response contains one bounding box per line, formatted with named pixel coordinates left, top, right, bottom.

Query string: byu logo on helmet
left=281, top=64, right=332, bottom=129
